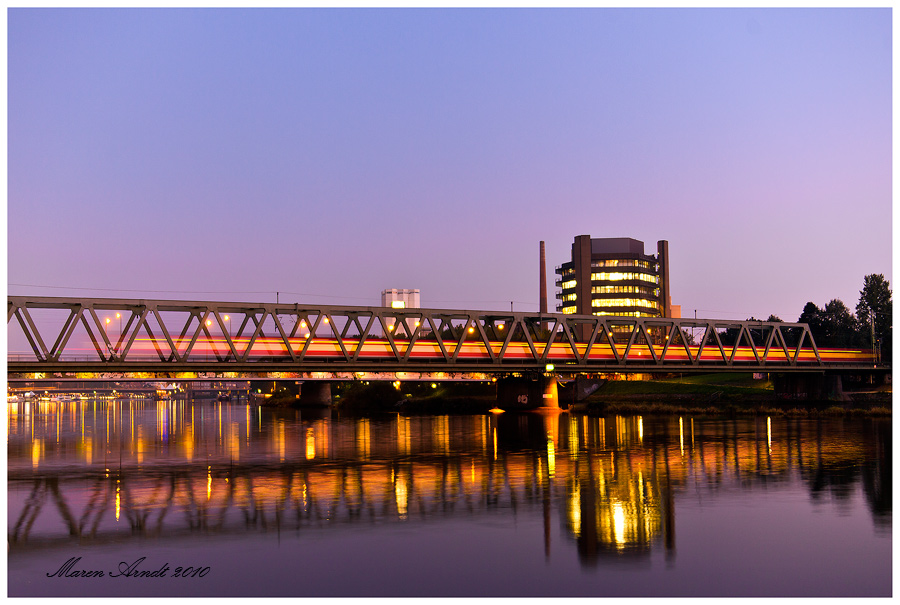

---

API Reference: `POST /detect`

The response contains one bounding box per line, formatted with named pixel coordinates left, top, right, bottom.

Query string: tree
left=857, top=274, right=892, bottom=362
left=799, top=300, right=857, bottom=347
left=822, top=299, right=858, bottom=347
left=798, top=302, right=824, bottom=343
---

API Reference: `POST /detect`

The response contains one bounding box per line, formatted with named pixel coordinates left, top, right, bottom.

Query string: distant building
left=381, top=289, right=422, bottom=337
left=381, top=288, right=420, bottom=310
left=555, top=236, right=672, bottom=318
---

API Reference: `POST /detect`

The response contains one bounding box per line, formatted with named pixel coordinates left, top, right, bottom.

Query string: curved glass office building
left=555, top=236, right=672, bottom=318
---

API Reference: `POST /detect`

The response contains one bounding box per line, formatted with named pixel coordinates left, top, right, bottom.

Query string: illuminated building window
left=554, top=237, right=672, bottom=322
left=591, top=272, right=658, bottom=284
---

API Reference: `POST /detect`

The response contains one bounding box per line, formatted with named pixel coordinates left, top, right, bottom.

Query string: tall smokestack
left=540, top=241, right=548, bottom=314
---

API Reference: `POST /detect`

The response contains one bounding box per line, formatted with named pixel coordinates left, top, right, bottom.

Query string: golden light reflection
left=32, top=438, right=42, bottom=468
left=568, top=479, right=582, bottom=537
left=230, top=422, right=240, bottom=461
left=568, top=415, right=580, bottom=458
left=395, top=473, right=408, bottom=520
left=357, top=418, right=370, bottom=459
left=547, top=438, right=556, bottom=478
left=612, top=500, right=626, bottom=546
left=434, top=415, right=449, bottom=454
left=185, top=422, right=194, bottom=461
left=277, top=420, right=285, bottom=462
left=306, top=427, right=316, bottom=460
left=13, top=398, right=866, bottom=563
left=115, top=479, right=120, bottom=521
left=397, top=416, right=411, bottom=456
left=136, top=425, right=144, bottom=465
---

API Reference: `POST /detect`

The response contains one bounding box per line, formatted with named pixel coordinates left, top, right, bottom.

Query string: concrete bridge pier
left=773, top=373, right=847, bottom=401
left=300, top=381, right=333, bottom=407
left=539, top=374, right=560, bottom=410
left=496, top=375, right=560, bottom=410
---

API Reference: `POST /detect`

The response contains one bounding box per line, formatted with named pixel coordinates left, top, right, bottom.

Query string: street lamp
left=105, top=318, right=113, bottom=357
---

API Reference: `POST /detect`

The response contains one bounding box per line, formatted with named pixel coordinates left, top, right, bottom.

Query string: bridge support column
left=496, top=375, right=560, bottom=410
left=539, top=374, right=560, bottom=411
left=773, top=373, right=847, bottom=401
left=300, top=381, right=332, bottom=407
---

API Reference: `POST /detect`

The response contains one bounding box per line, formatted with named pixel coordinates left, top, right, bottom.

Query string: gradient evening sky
left=7, top=7, right=893, bottom=323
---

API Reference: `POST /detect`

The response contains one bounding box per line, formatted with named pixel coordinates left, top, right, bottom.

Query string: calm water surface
left=7, top=396, right=891, bottom=597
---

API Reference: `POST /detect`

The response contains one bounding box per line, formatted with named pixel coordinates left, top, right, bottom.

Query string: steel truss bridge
left=7, top=296, right=879, bottom=379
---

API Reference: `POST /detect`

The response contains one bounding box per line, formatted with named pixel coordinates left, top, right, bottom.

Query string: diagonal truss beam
left=6, top=296, right=868, bottom=372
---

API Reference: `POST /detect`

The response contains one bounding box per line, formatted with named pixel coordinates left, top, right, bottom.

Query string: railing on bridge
left=7, top=296, right=876, bottom=374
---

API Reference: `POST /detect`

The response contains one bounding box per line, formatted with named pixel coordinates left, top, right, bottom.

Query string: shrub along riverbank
left=261, top=373, right=891, bottom=417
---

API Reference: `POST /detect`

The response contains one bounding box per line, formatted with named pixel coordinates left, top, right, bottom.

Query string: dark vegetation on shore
left=258, top=373, right=891, bottom=417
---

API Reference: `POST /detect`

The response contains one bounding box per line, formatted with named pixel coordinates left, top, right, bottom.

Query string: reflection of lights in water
left=318, top=419, right=329, bottom=456
left=767, top=416, right=772, bottom=455
left=395, top=473, right=408, bottom=519
left=493, top=427, right=497, bottom=460
left=184, top=422, right=194, bottom=461
left=115, top=479, right=121, bottom=521
left=547, top=438, right=556, bottom=478
left=306, top=427, right=316, bottom=460
left=357, top=418, right=370, bottom=459
left=679, top=417, right=684, bottom=455
left=277, top=420, right=286, bottom=462
left=638, top=416, right=643, bottom=442
left=207, top=466, right=212, bottom=501
left=398, top=416, right=410, bottom=456
left=612, top=500, right=626, bottom=546
left=568, top=480, right=582, bottom=537
left=32, top=438, right=42, bottom=468
left=569, top=416, right=580, bottom=458
left=84, top=436, right=92, bottom=465
left=136, top=426, right=144, bottom=465
left=434, top=415, right=449, bottom=454
left=230, top=422, right=240, bottom=461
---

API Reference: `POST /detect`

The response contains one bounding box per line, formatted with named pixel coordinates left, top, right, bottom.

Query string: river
left=7, top=395, right=891, bottom=597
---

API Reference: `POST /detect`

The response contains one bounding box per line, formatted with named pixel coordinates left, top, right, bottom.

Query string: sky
left=7, top=7, right=893, bottom=325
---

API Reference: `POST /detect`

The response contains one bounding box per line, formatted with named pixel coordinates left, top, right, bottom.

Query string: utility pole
left=872, top=315, right=877, bottom=365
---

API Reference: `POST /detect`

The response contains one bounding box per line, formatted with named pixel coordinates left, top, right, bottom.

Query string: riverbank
left=257, top=374, right=892, bottom=417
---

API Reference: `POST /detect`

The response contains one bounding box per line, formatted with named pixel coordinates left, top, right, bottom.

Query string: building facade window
left=554, top=236, right=671, bottom=322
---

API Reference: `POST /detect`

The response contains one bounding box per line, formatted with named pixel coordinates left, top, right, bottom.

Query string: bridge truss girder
left=7, top=296, right=872, bottom=375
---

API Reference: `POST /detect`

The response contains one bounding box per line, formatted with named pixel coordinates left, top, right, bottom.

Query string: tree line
left=739, top=274, right=891, bottom=362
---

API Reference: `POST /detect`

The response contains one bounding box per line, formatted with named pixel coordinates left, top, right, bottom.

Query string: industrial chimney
left=540, top=241, right=548, bottom=315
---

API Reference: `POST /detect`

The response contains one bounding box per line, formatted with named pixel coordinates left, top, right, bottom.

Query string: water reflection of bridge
left=8, top=400, right=891, bottom=565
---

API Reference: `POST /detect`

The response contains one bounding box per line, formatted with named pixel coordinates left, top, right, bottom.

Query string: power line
left=7, top=284, right=539, bottom=308
left=8, top=283, right=274, bottom=295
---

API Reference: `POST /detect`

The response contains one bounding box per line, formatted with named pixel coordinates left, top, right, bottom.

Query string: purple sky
left=7, top=8, right=892, bottom=323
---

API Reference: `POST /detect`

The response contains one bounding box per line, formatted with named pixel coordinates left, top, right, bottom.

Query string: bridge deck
left=8, top=296, right=881, bottom=376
